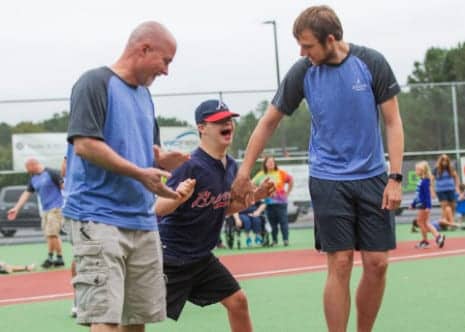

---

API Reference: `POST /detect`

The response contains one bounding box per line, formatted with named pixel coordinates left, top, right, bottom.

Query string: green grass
left=1, top=254, right=464, bottom=331
left=1, top=224, right=464, bottom=267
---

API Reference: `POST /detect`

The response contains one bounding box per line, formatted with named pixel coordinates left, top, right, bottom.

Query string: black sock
left=56, top=255, right=63, bottom=261
left=48, top=253, right=53, bottom=261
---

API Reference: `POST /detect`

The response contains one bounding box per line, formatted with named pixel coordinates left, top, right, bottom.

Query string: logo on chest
left=191, top=191, right=231, bottom=209
left=352, top=78, right=369, bottom=92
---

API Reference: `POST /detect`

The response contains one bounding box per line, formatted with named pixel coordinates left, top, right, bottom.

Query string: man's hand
left=231, top=173, right=256, bottom=205
left=382, top=180, right=402, bottom=210
left=138, top=168, right=180, bottom=199
left=176, top=179, right=196, bottom=203
left=254, top=178, right=276, bottom=201
left=153, top=145, right=189, bottom=171
left=7, top=208, right=18, bottom=221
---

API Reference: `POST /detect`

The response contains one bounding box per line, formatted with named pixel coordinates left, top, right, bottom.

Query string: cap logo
left=217, top=101, right=228, bottom=110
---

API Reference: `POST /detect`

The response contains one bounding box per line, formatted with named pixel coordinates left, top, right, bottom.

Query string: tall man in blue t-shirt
left=8, top=158, right=65, bottom=268
left=63, top=22, right=188, bottom=331
left=232, top=6, right=404, bottom=332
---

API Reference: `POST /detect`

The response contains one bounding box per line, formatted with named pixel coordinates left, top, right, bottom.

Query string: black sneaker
left=53, top=259, right=65, bottom=267
left=436, top=234, right=446, bottom=248
left=41, top=259, right=54, bottom=269
left=415, top=241, right=430, bottom=249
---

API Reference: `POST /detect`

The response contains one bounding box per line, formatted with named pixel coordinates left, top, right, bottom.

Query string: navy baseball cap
left=195, top=99, right=239, bottom=124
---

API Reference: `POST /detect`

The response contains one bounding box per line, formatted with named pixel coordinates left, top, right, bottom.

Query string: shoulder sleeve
left=67, top=67, right=112, bottom=143
left=354, top=46, right=400, bottom=104
left=271, top=58, right=310, bottom=115
left=46, top=168, right=63, bottom=187
left=26, top=179, right=35, bottom=193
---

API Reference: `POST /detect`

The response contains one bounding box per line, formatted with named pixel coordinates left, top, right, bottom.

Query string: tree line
left=1, top=42, right=464, bottom=176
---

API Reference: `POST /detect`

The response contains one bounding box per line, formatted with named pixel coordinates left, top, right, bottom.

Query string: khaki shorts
left=42, top=208, right=64, bottom=237
left=69, top=220, right=166, bottom=326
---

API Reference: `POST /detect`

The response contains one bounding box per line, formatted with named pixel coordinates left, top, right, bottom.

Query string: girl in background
left=411, top=161, right=446, bottom=249
left=253, top=156, right=293, bottom=246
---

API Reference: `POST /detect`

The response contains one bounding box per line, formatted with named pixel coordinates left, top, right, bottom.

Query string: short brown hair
left=293, top=5, right=343, bottom=44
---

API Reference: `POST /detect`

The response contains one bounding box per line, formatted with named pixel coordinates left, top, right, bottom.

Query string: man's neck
left=110, top=59, right=138, bottom=86
left=327, top=41, right=350, bottom=65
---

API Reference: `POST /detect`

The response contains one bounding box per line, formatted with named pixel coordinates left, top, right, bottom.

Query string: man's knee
left=328, top=251, right=354, bottom=278
left=363, top=253, right=389, bottom=278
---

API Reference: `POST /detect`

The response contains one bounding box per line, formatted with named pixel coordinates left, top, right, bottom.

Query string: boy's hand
left=254, top=178, right=275, bottom=201
left=176, top=178, right=196, bottom=202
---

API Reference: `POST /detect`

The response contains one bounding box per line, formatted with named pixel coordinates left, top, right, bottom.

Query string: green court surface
left=1, top=254, right=464, bottom=331
left=1, top=224, right=464, bottom=266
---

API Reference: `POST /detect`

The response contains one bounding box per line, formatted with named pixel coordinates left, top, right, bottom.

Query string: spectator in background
left=233, top=202, right=266, bottom=247
left=410, top=161, right=445, bottom=248
left=8, top=158, right=65, bottom=268
left=432, top=154, right=460, bottom=225
left=253, top=156, right=293, bottom=246
left=456, top=183, right=465, bottom=227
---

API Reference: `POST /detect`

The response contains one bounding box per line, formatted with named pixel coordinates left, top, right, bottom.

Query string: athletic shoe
left=246, top=237, right=252, bottom=247
left=41, top=259, right=54, bottom=269
left=436, top=234, right=446, bottom=248
left=26, top=264, right=35, bottom=272
left=414, top=241, right=430, bottom=249
left=53, top=259, right=65, bottom=267
left=284, top=240, right=289, bottom=247
left=255, top=235, right=263, bottom=245
left=71, top=306, right=78, bottom=318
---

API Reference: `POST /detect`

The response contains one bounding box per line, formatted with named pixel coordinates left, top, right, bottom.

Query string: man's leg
left=324, top=250, right=354, bottom=332
left=356, top=251, right=389, bottom=332
left=221, top=290, right=253, bottom=332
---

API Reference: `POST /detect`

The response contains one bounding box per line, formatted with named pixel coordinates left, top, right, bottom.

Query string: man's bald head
left=24, top=158, right=43, bottom=174
left=114, top=21, right=177, bottom=87
left=126, top=21, right=176, bottom=51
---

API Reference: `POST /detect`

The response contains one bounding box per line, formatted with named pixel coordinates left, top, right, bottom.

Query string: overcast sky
left=1, top=0, right=464, bottom=125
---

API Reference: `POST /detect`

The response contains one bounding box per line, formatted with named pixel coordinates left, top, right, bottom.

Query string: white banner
left=12, top=133, right=67, bottom=171
left=11, top=127, right=200, bottom=171
left=160, top=126, right=199, bottom=153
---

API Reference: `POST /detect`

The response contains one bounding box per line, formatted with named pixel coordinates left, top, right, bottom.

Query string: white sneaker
left=71, top=306, right=78, bottom=318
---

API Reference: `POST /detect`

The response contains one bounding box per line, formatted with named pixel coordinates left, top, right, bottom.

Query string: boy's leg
left=221, top=290, right=252, bottom=332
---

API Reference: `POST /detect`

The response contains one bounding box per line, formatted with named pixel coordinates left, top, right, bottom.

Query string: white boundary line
left=2, top=248, right=465, bottom=305
left=0, top=292, right=74, bottom=305
left=235, top=248, right=465, bottom=278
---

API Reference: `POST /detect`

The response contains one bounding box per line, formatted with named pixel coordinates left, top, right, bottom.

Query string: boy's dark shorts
left=309, top=173, right=396, bottom=253
left=164, top=254, right=240, bottom=320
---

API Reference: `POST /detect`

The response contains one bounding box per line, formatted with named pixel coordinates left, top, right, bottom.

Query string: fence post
left=451, top=84, right=462, bottom=182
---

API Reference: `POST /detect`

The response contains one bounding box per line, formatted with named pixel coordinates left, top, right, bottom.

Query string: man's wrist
left=388, top=173, right=403, bottom=183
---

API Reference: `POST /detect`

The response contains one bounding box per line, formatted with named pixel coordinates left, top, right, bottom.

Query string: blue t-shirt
left=433, top=169, right=456, bottom=192
left=272, top=44, right=400, bottom=180
left=27, top=168, right=63, bottom=211
left=158, top=148, right=237, bottom=264
left=411, top=178, right=432, bottom=209
left=63, top=67, right=159, bottom=231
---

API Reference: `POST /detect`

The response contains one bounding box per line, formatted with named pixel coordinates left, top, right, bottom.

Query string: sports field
left=1, top=225, right=465, bottom=331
